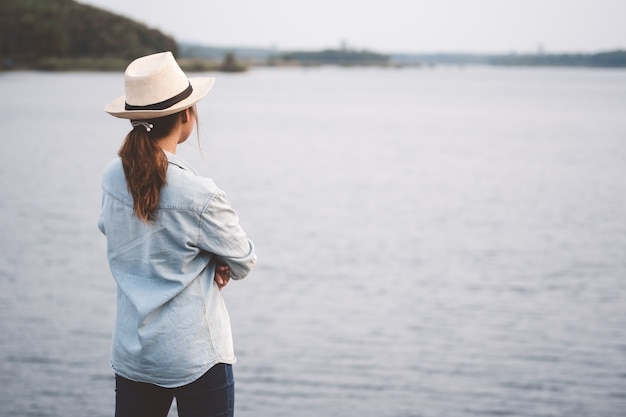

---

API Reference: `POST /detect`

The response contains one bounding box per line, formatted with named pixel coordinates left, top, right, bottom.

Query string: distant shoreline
left=182, top=46, right=626, bottom=70
left=0, top=0, right=626, bottom=72
left=3, top=45, right=626, bottom=73
left=3, top=1, right=624, bottom=72
left=1, top=56, right=247, bottom=73
left=4, top=53, right=626, bottom=72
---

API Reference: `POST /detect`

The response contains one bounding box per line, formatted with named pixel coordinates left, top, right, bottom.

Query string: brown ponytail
left=118, top=110, right=188, bottom=222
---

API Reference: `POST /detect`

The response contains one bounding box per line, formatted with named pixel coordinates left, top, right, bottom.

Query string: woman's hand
left=214, top=264, right=231, bottom=291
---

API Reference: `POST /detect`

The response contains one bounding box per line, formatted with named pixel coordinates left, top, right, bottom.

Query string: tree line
left=0, top=0, right=177, bottom=69
left=275, top=49, right=390, bottom=66
left=489, top=50, right=626, bottom=68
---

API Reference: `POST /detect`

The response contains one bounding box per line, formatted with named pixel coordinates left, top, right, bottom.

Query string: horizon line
left=176, top=40, right=626, bottom=56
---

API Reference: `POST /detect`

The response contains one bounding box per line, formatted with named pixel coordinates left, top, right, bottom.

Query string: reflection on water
left=1, top=67, right=626, bottom=417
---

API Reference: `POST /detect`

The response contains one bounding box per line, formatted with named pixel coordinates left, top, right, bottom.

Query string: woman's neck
left=156, top=136, right=178, bottom=154
left=156, top=108, right=194, bottom=154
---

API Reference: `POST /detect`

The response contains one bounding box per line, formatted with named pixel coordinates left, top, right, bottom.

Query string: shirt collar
left=164, top=150, right=198, bottom=175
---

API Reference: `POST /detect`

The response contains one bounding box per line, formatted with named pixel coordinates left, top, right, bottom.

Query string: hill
left=0, top=0, right=177, bottom=70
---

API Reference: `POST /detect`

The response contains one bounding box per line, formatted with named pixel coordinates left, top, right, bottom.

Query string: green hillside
left=0, top=0, right=177, bottom=70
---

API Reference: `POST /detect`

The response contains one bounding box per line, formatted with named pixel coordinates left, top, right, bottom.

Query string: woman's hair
left=118, top=106, right=197, bottom=222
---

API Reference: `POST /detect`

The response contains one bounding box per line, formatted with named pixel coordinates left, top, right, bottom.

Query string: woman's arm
left=199, top=189, right=257, bottom=281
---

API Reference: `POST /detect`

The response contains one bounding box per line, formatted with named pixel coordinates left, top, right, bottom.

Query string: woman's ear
left=181, top=107, right=192, bottom=123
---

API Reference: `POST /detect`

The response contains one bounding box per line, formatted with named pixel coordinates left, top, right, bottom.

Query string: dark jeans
left=115, top=363, right=235, bottom=417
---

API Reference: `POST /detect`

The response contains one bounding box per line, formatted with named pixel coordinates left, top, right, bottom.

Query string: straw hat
left=105, top=51, right=215, bottom=119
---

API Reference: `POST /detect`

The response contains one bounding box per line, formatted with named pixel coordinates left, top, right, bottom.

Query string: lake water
left=1, top=66, right=625, bottom=417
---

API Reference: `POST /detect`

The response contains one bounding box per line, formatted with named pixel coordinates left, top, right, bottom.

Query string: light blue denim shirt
left=98, top=151, right=256, bottom=388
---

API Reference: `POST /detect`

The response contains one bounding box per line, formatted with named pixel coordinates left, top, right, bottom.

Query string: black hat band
left=125, top=82, right=193, bottom=111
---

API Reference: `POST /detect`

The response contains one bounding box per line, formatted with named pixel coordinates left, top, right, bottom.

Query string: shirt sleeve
left=198, top=189, right=257, bottom=280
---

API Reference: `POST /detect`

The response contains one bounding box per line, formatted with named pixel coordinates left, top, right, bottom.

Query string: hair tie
left=131, top=121, right=154, bottom=132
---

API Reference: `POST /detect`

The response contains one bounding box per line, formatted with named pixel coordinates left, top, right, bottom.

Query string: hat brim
left=104, top=77, right=215, bottom=119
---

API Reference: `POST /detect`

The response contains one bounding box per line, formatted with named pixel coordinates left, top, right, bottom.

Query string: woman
left=99, top=51, right=256, bottom=417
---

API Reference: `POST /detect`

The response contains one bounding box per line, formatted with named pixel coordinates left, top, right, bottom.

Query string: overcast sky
left=79, top=0, right=625, bottom=53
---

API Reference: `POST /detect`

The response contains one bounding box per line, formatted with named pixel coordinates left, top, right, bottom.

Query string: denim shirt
left=98, top=151, right=256, bottom=388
